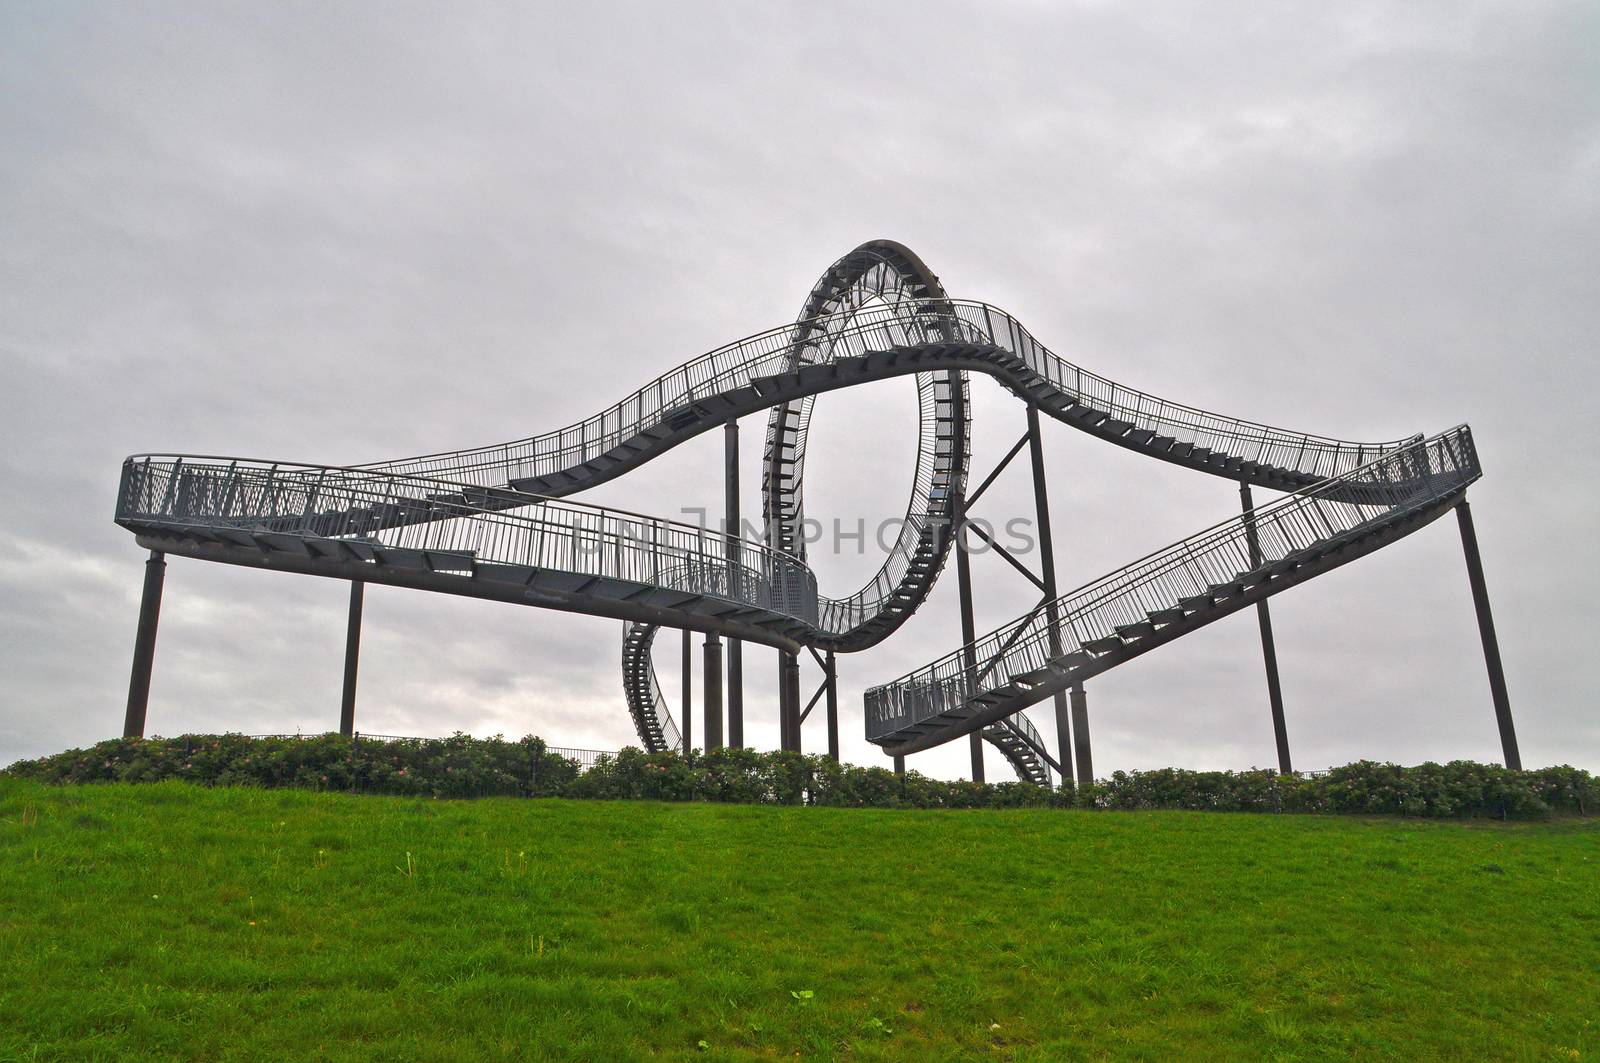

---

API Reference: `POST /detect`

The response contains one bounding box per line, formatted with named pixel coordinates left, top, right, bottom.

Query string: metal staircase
left=864, top=427, right=1482, bottom=755
left=620, top=622, right=680, bottom=754
left=982, top=714, right=1055, bottom=787
left=112, top=240, right=1485, bottom=783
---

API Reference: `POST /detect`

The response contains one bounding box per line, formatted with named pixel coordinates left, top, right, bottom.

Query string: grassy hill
left=1, top=779, right=1595, bottom=1061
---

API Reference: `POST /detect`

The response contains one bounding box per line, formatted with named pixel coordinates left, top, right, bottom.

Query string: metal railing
left=119, top=295, right=1419, bottom=654
left=354, top=298, right=1414, bottom=490
left=986, top=712, right=1054, bottom=787
left=116, top=456, right=820, bottom=626
left=621, top=623, right=682, bottom=753
left=813, top=370, right=963, bottom=635
left=114, top=277, right=1459, bottom=764
left=864, top=427, right=1480, bottom=741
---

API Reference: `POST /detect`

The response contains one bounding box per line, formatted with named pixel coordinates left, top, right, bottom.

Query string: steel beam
left=1240, top=481, right=1292, bottom=774
left=725, top=419, right=744, bottom=748
left=1027, top=405, right=1076, bottom=787
left=339, top=580, right=364, bottom=738
left=704, top=634, right=724, bottom=750
left=1070, top=683, right=1093, bottom=784
left=1455, top=501, right=1520, bottom=770
left=123, top=549, right=166, bottom=739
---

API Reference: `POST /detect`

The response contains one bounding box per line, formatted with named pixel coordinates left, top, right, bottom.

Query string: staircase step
left=374, top=546, right=428, bottom=570
left=1177, top=594, right=1213, bottom=612
left=424, top=549, right=476, bottom=573
left=1115, top=620, right=1157, bottom=640
left=1084, top=635, right=1125, bottom=654
left=1147, top=608, right=1185, bottom=626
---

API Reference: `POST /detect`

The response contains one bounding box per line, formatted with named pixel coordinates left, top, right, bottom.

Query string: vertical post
left=724, top=419, right=744, bottom=748
left=1070, top=683, right=1093, bottom=784
left=703, top=634, right=724, bottom=750
left=339, top=580, right=364, bottom=738
left=776, top=652, right=802, bottom=753
left=1240, top=481, right=1292, bottom=774
left=954, top=518, right=984, bottom=783
left=1026, top=406, right=1076, bottom=786
left=123, top=549, right=167, bottom=739
left=1455, top=501, right=1520, bottom=770
left=777, top=651, right=790, bottom=752
left=893, top=755, right=905, bottom=775
left=824, top=649, right=839, bottom=762
left=681, top=628, right=692, bottom=754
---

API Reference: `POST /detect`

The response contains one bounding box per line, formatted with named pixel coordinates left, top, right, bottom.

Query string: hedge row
left=5, top=734, right=1596, bottom=820
left=0, top=733, right=582, bottom=799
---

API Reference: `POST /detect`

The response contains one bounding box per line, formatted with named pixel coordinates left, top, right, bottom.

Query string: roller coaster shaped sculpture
left=114, top=241, right=1522, bottom=782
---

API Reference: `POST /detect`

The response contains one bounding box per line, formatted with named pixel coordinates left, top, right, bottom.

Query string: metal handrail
left=116, top=457, right=820, bottom=625
left=113, top=258, right=1471, bottom=770
left=986, top=712, right=1055, bottom=787
left=115, top=432, right=1471, bottom=734
left=122, top=294, right=1418, bottom=652
left=352, top=298, right=1414, bottom=488
left=621, top=622, right=682, bottom=753
left=863, top=426, right=1480, bottom=741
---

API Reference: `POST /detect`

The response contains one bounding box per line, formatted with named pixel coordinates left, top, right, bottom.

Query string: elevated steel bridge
left=115, top=241, right=1521, bottom=782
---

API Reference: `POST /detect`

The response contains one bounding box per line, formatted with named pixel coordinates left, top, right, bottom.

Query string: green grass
left=1, top=780, right=1595, bottom=1061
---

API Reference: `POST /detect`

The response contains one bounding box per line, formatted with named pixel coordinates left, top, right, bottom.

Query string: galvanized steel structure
left=116, top=241, right=1520, bottom=780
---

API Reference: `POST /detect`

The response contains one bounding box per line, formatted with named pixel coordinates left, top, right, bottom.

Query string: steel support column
left=724, top=419, right=744, bottom=748
left=681, top=628, right=692, bottom=753
left=779, top=651, right=801, bottom=753
left=1070, top=683, right=1093, bottom=784
left=893, top=755, right=905, bottom=776
left=954, top=514, right=984, bottom=783
left=703, top=635, right=724, bottom=751
left=123, top=549, right=167, bottom=739
left=1455, top=501, right=1520, bottom=770
left=1026, top=405, right=1076, bottom=786
left=776, top=652, right=789, bottom=751
left=824, top=649, right=839, bottom=762
left=1240, top=481, right=1292, bottom=774
left=339, top=580, right=364, bottom=738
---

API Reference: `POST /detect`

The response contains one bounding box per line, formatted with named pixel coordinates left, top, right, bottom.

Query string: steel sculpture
left=114, top=241, right=1520, bottom=779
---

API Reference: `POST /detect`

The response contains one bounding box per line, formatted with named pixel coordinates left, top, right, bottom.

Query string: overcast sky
left=2, top=1, right=1596, bottom=778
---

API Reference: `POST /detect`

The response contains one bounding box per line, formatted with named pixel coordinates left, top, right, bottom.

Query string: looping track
left=114, top=242, right=1480, bottom=779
